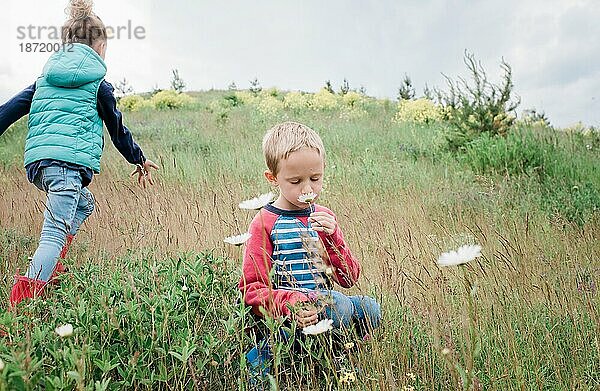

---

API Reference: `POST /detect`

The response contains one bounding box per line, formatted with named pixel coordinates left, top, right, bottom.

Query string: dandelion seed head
left=441, top=347, right=451, bottom=355
left=344, top=342, right=355, bottom=350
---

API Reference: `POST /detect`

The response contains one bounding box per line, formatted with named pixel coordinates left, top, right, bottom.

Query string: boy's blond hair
left=262, top=122, right=325, bottom=175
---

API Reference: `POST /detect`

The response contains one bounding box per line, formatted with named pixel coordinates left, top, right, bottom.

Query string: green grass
left=0, top=91, right=598, bottom=390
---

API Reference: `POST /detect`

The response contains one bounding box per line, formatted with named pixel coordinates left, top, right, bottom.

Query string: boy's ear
left=264, top=170, right=278, bottom=186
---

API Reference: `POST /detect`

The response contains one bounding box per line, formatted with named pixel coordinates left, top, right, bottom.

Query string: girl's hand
left=309, top=211, right=337, bottom=235
left=130, top=159, right=159, bottom=189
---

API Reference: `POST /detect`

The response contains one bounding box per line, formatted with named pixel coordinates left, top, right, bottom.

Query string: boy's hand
left=294, top=304, right=320, bottom=328
left=309, top=212, right=337, bottom=235
left=130, top=159, right=159, bottom=189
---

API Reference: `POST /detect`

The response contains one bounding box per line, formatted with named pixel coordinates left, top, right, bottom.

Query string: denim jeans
left=317, top=290, right=381, bottom=333
left=26, top=166, right=95, bottom=281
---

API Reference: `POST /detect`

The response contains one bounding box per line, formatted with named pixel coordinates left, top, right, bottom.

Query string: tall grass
left=0, top=92, right=598, bottom=390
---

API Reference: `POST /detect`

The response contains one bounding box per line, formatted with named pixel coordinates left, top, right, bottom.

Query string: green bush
left=461, top=130, right=551, bottom=177
left=437, top=51, right=520, bottom=151
left=461, top=128, right=600, bottom=225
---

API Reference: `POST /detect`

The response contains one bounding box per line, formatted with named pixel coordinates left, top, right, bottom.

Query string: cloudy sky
left=1, top=0, right=598, bottom=127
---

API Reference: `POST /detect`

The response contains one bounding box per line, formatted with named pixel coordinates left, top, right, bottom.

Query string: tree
left=249, top=78, right=262, bottom=95
left=397, top=74, right=415, bottom=100
left=339, top=78, right=350, bottom=95
left=114, top=78, right=133, bottom=101
left=324, top=80, right=334, bottom=94
left=171, top=69, right=186, bottom=92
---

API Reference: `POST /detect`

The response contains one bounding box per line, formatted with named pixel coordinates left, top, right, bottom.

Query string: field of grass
left=0, top=90, right=599, bottom=390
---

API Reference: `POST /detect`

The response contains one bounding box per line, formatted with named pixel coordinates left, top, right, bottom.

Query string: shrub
left=394, top=98, right=442, bottom=124
left=461, top=130, right=550, bottom=177
left=151, top=90, right=194, bottom=110
left=234, top=90, right=258, bottom=105
left=283, top=91, right=310, bottom=111
left=436, top=51, right=520, bottom=151
left=257, top=95, right=284, bottom=117
left=119, top=95, right=148, bottom=112
left=310, top=88, right=339, bottom=111
left=341, top=91, right=364, bottom=108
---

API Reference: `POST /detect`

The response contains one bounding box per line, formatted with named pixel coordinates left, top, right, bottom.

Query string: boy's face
left=265, top=147, right=324, bottom=210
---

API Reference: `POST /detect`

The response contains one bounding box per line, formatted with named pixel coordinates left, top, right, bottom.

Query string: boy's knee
left=351, top=296, right=381, bottom=329
left=325, top=292, right=354, bottom=328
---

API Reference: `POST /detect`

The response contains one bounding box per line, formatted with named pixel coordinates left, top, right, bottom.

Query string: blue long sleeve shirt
left=0, top=81, right=146, bottom=187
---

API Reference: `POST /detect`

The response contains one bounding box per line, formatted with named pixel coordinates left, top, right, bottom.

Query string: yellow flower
left=339, top=371, right=356, bottom=385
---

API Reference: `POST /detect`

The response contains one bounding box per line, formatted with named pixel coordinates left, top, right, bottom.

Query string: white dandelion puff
left=238, top=192, right=275, bottom=210
left=55, top=323, right=73, bottom=338
left=298, top=192, right=318, bottom=204
left=224, top=232, right=252, bottom=246
left=302, top=318, right=333, bottom=335
left=437, top=244, right=482, bottom=267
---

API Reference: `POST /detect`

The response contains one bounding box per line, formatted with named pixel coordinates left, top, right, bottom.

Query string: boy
left=239, top=121, right=380, bottom=333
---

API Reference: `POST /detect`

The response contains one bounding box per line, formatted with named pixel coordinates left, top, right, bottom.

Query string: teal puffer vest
left=25, top=43, right=107, bottom=173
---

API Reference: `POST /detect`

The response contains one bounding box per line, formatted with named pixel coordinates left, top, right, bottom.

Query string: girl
left=0, top=0, right=158, bottom=307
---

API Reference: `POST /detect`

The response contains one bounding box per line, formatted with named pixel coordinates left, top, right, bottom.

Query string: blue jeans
left=26, top=166, right=95, bottom=282
left=318, top=290, right=381, bottom=332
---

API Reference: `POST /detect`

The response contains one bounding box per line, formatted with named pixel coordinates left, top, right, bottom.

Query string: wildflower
left=339, top=371, right=356, bottom=385
left=407, top=372, right=416, bottom=381
left=441, top=347, right=451, bottom=355
left=55, top=323, right=73, bottom=338
left=302, top=318, right=333, bottom=335
left=238, top=192, right=275, bottom=210
left=437, top=244, right=482, bottom=267
left=298, top=192, right=318, bottom=204
left=344, top=342, right=355, bottom=350
left=223, top=232, right=251, bottom=246
left=586, top=144, right=592, bottom=150
left=0, top=358, right=4, bottom=371
left=401, top=386, right=415, bottom=391
left=182, top=285, right=189, bottom=292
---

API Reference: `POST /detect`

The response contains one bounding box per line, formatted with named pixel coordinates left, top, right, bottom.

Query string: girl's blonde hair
left=61, top=0, right=107, bottom=47
left=262, top=122, right=325, bottom=175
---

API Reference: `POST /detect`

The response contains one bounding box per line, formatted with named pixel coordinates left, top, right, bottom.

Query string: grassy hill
left=0, top=89, right=598, bottom=390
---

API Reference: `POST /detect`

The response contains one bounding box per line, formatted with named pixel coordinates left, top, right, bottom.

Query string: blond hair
left=61, top=0, right=107, bottom=47
left=262, top=122, right=325, bottom=175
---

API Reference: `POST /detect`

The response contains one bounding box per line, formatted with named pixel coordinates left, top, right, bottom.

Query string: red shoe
left=9, top=276, right=47, bottom=308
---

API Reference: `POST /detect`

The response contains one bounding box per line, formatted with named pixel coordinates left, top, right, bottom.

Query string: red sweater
left=239, top=203, right=361, bottom=317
